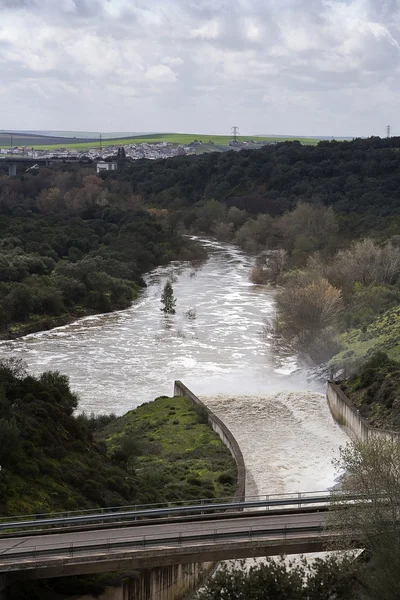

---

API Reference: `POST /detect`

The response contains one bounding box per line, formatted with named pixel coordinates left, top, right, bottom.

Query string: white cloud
left=162, top=56, right=184, bottom=66
left=145, top=64, right=177, bottom=83
left=0, top=0, right=400, bottom=136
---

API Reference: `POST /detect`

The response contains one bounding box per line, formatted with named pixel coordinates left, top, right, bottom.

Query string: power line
left=231, top=126, right=239, bottom=142
left=386, top=125, right=392, bottom=138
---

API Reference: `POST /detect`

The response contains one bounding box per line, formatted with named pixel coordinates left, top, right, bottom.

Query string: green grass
left=331, top=305, right=400, bottom=371
left=0, top=133, right=320, bottom=150
left=339, top=352, right=400, bottom=430
left=96, top=395, right=237, bottom=504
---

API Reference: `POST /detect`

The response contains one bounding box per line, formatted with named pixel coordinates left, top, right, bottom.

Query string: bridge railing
left=0, top=490, right=334, bottom=525
left=0, top=491, right=355, bottom=535
left=0, top=518, right=328, bottom=568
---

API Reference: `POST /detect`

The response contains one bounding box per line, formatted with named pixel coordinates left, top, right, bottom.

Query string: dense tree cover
left=106, top=136, right=400, bottom=225
left=196, top=556, right=359, bottom=600
left=263, top=235, right=400, bottom=362
left=0, top=167, right=203, bottom=334
left=0, top=358, right=136, bottom=515
left=331, top=437, right=400, bottom=600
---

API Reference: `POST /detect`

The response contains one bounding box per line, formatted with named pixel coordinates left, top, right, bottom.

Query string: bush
left=186, top=476, right=202, bottom=486
left=217, top=472, right=235, bottom=485
left=249, top=266, right=269, bottom=284
left=0, top=418, right=20, bottom=467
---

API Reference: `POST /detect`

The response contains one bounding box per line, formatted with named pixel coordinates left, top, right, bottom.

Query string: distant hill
left=0, top=131, right=321, bottom=150
left=255, top=134, right=354, bottom=141
left=10, top=130, right=156, bottom=139
left=0, top=131, right=97, bottom=147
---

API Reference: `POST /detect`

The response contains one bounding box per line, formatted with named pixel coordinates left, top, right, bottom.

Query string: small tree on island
left=161, top=281, right=176, bottom=314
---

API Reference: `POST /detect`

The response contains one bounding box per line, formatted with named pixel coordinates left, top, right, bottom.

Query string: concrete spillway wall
left=174, top=380, right=246, bottom=502
left=77, top=382, right=245, bottom=600
left=327, top=381, right=400, bottom=442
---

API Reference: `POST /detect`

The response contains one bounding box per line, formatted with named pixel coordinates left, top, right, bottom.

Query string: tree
left=0, top=418, right=20, bottom=467
left=161, top=281, right=176, bottom=314
left=235, top=214, right=276, bottom=253
left=330, top=437, right=400, bottom=600
left=250, top=249, right=288, bottom=285
left=273, top=277, right=342, bottom=361
left=278, top=203, right=339, bottom=257
left=333, top=239, right=400, bottom=288
left=196, top=556, right=358, bottom=600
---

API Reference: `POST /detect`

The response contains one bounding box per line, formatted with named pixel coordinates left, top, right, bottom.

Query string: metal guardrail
left=0, top=520, right=326, bottom=564
left=0, top=490, right=335, bottom=524
left=0, top=490, right=339, bottom=523
left=0, top=492, right=338, bottom=533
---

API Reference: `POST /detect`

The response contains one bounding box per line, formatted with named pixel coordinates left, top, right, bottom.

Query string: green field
left=0, top=132, right=321, bottom=150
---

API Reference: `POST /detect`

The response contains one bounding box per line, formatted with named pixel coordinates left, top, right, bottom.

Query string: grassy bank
left=97, top=395, right=236, bottom=504
left=330, top=306, right=400, bottom=431
left=0, top=306, right=121, bottom=341
left=339, top=352, right=400, bottom=431
left=331, top=305, right=400, bottom=373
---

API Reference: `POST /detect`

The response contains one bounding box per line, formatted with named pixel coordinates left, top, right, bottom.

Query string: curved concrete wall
left=174, top=380, right=246, bottom=501
left=77, top=382, right=246, bottom=600
left=327, top=381, right=400, bottom=442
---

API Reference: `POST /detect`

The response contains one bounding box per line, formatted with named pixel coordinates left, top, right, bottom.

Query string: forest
left=109, top=136, right=400, bottom=223
left=2, top=137, right=400, bottom=425
left=0, top=168, right=203, bottom=335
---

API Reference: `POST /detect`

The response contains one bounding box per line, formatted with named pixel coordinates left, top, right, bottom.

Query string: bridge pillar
left=8, top=164, right=16, bottom=177
left=0, top=575, right=7, bottom=600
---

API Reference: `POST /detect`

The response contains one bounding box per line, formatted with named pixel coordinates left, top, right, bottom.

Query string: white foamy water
left=203, top=392, right=348, bottom=495
left=0, top=238, right=348, bottom=494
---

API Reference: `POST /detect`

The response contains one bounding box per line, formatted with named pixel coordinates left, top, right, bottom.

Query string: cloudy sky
left=0, top=0, right=399, bottom=136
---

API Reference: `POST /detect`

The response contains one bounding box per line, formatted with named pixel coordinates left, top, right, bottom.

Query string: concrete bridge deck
left=0, top=510, right=333, bottom=583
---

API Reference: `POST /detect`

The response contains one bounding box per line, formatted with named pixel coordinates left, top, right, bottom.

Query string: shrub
left=217, top=472, right=235, bottom=485
left=0, top=418, right=20, bottom=467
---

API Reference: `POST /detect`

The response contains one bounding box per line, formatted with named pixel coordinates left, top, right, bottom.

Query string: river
left=0, top=238, right=349, bottom=496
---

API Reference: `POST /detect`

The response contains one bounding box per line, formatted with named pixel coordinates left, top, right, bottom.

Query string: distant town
left=0, top=138, right=274, bottom=162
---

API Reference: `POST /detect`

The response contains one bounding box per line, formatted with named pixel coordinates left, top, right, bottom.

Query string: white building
left=96, top=161, right=117, bottom=174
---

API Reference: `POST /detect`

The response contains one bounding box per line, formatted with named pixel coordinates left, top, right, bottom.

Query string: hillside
left=0, top=360, right=235, bottom=515
left=339, top=352, right=400, bottom=431
left=96, top=395, right=236, bottom=504
left=0, top=131, right=97, bottom=147
left=331, top=305, right=400, bottom=374
left=0, top=131, right=320, bottom=150
left=0, top=360, right=136, bottom=516
left=110, top=136, right=400, bottom=223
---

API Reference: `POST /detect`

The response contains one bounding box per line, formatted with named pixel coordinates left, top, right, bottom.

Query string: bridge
left=0, top=492, right=352, bottom=594
left=0, top=157, right=88, bottom=176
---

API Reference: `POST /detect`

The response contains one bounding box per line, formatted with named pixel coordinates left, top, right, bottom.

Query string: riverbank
left=0, top=307, right=101, bottom=340
left=0, top=196, right=206, bottom=342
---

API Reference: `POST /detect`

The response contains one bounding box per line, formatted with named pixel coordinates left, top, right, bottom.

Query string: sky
left=0, top=0, right=400, bottom=137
